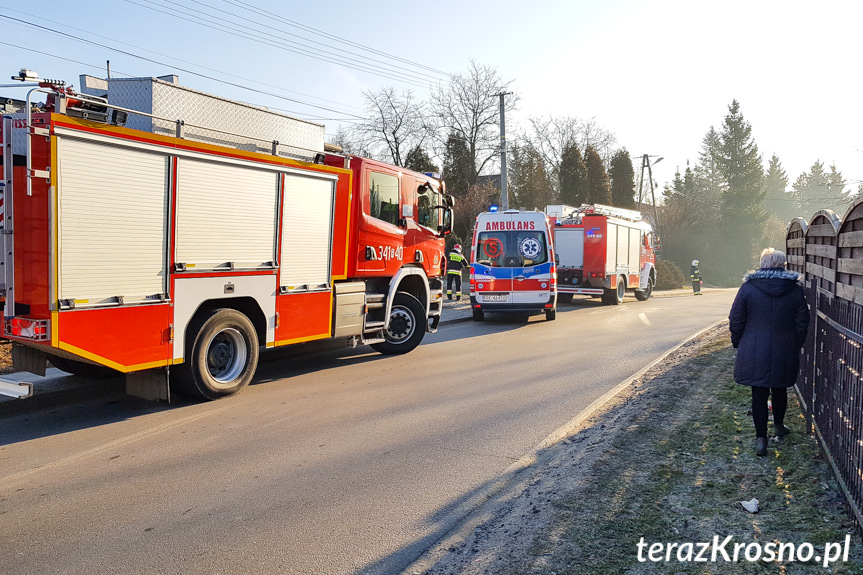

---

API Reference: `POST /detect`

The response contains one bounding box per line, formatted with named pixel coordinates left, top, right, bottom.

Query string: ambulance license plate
left=483, top=294, right=507, bottom=302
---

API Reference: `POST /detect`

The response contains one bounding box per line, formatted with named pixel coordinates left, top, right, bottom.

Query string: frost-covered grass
left=520, top=339, right=863, bottom=575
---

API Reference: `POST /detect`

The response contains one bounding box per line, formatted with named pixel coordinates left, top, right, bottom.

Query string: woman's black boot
left=755, top=437, right=768, bottom=456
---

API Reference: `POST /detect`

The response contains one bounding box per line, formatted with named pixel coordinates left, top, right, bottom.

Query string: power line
left=0, top=6, right=365, bottom=116
left=662, top=189, right=721, bottom=208
left=179, top=0, right=450, bottom=80
left=0, top=15, right=367, bottom=119
left=119, top=0, right=437, bottom=88
left=220, top=0, right=450, bottom=77
left=0, top=40, right=131, bottom=78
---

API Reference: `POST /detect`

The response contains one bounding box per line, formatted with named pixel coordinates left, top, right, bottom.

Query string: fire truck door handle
left=514, top=275, right=526, bottom=281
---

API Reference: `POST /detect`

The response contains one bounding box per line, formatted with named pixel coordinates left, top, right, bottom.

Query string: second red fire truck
left=546, top=204, right=657, bottom=305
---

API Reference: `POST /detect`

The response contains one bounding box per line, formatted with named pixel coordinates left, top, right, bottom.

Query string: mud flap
left=126, top=368, right=170, bottom=402
left=12, top=342, right=46, bottom=376
left=427, top=313, right=441, bottom=334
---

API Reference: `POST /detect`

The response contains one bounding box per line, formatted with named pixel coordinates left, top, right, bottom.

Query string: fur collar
left=743, top=268, right=801, bottom=283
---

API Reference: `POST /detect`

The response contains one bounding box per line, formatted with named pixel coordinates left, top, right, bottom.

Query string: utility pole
left=496, top=92, right=512, bottom=210
left=637, top=154, right=663, bottom=237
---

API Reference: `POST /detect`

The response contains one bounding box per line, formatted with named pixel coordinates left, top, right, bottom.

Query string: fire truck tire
left=602, top=279, right=625, bottom=306
left=179, top=308, right=259, bottom=400
left=472, top=308, right=485, bottom=321
left=49, top=356, right=119, bottom=379
left=558, top=293, right=574, bottom=304
left=372, top=292, right=425, bottom=355
left=635, top=276, right=654, bottom=301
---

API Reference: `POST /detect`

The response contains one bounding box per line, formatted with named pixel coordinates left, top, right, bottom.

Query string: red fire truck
left=547, top=204, right=657, bottom=305
left=0, top=70, right=452, bottom=401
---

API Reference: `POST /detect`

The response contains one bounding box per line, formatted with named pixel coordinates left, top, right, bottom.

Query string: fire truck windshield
left=476, top=230, right=549, bottom=268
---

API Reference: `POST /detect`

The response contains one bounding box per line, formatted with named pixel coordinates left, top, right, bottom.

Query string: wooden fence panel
left=790, top=199, right=863, bottom=529
left=805, top=210, right=840, bottom=292
left=837, top=200, right=863, bottom=304
left=786, top=218, right=807, bottom=275
left=789, top=218, right=812, bottom=415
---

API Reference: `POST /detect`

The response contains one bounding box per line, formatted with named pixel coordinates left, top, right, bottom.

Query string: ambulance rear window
left=475, top=230, right=548, bottom=267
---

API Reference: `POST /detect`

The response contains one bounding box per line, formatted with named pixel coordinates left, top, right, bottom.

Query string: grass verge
left=520, top=337, right=863, bottom=574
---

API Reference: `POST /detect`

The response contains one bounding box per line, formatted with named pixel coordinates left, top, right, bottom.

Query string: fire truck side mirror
left=439, top=206, right=453, bottom=238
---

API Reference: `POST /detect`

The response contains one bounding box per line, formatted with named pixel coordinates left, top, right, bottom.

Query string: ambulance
left=468, top=210, right=557, bottom=321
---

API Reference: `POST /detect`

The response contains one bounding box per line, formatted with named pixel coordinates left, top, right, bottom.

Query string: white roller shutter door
left=629, top=228, right=641, bottom=270
left=555, top=229, right=584, bottom=268
left=606, top=223, right=618, bottom=269
left=280, top=173, right=335, bottom=289
left=175, top=158, right=278, bottom=269
left=617, top=225, right=629, bottom=268
left=57, top=137, right=168, bottom=305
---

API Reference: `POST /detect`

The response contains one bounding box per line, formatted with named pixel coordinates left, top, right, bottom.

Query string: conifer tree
left=404, top=145, right=439, bottom=175
left=585, top=145, right=611, bottom=205
left=791, top=161, right=850, bottom=219
left=441, top=134, right=476, bottom=199
left=559, top=141, right=588, bottom=207
left=762, top=154, right=794, bottom=223
left=509, top=144, right=553, bottom=211
left=609, top=149, right=635, bottom=208
left=694, top=126, right=725, bottom=206
left=717, top=100, right=765, bottom=282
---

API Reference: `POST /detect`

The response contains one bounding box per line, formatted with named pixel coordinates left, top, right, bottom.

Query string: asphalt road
left=0, top=289, right=736, bottom=575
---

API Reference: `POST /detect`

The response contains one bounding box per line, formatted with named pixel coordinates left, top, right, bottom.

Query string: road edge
left=402, top=318, right=729, bottom=574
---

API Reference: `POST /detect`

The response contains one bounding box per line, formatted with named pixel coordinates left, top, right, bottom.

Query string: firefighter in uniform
left=691, top=259, right=703, bottom=295
left=446, top=244, right=468, bottom=300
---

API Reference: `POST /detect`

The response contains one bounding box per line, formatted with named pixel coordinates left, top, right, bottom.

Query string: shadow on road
left=0, top=331, right=486, bottom=444
left=353, top=430, right=566, bottom=575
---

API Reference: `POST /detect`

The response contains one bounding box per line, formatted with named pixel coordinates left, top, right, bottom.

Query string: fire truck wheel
left=180, top=308, right=259, bottom=400
left=472, top=308, right=485, bottom=321
left=372, top=292, right=425, bottom=355
left=602, top=280, right=625, bottom=306
left=49, top=356, right=119, bottom=379
left=558, top=293, right=574, bottom=304
left=635, top=276, right=654, bottom=301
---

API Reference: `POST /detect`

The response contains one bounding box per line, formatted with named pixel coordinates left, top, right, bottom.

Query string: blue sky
left=3, top=0, right=861, bottom=199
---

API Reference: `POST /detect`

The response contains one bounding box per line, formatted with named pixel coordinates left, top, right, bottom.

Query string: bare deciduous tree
left=430, top=60, right=517, bottom=180
left=452, top=182, right=498, bottom=243
left=349, top=87, right=430, bottom=167
left=522, top=115, right=616, bottom=193
left=330, top=125, right=372, bottom=157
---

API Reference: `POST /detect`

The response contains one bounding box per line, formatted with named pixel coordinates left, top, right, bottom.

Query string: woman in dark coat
left=729, top=248, right=809, bottom=456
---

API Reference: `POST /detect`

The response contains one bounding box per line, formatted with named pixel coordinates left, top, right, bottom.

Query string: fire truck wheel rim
left=205, top=327, right=247, bottom=386
left=386, top=306, right=415, bottom=342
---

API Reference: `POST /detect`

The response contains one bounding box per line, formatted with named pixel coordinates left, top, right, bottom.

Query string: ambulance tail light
left=6, top=317, right=50, bottom=341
